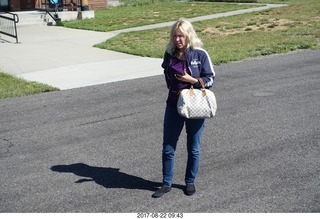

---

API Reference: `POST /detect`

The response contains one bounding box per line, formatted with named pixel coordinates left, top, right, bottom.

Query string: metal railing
left=38, top=0, right=81, bottom=11
left=36, top=0, right=81, bottom=22
left=0, top=12, right=19, bottom=43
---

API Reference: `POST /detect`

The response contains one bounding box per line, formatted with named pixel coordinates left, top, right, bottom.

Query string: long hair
left=166, top=18, right=203, bottom=55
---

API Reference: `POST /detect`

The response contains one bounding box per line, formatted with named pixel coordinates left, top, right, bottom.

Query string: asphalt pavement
left=0, top=49, right=319, bottom=213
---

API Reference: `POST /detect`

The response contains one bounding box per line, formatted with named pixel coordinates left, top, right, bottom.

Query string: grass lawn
left=0, top=72, right=59, bottom=99
left=94, top=0, right=320, bottom=64
left=59, top=2, right=260, bottom=32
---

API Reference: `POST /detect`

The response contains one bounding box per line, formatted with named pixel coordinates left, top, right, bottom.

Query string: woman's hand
left=175, top=69, right=198, bottom=85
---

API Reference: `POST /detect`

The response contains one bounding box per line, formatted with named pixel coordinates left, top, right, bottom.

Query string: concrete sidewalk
left=1, top=25, right=163, bottom=90
left=0, top=4, right=286, bottom=90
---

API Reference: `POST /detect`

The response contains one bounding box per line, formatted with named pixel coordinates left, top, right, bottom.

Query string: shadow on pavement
left=51, top=163, right=184, bottom=192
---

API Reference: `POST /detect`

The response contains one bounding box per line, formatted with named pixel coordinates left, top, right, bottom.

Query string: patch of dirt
left=203, top=18, right=296, bottom=36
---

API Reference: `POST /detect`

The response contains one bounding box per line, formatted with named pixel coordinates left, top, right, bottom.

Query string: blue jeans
left=162, top=105, right=205, bottom=187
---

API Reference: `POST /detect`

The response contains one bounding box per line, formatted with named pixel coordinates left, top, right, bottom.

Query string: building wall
left=21, top=0, right=35, bottom=9
left=8, top=0, right=107, bottom=11
left=9, top=0, right=20, bottom=11
left=88, top=0, right=107, bottom=10
left=10, top=0, right=35, bottom=10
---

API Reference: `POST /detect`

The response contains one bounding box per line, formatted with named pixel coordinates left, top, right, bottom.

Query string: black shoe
left=185, top=184, right=196, bottom=196
left=152, top=186, right=171, bottom=198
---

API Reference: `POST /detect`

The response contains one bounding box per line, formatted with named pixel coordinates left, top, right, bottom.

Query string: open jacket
left=161, top=47, right=215, bottom=89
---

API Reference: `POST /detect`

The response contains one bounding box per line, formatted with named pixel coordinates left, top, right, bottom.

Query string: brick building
left=0, top=0, right=107, bottom=11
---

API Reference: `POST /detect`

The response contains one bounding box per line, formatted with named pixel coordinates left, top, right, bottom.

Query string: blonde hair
left=166, top=18, right=203, bottom=54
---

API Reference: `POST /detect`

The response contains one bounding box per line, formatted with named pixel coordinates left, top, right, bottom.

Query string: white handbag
left=177, top=78, right=217, bottom=119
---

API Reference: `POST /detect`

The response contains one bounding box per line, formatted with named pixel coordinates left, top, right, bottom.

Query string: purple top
left=166, top=56, right=191, bottom=107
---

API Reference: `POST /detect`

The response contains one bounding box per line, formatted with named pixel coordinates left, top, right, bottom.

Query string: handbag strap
left=197, top=78, right=207, bottom=96
left=197, top=78, right=205, bottom=89
left=178, top=78, right=205, bottom=96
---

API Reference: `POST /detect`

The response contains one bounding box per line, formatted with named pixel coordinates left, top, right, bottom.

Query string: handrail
left=0, top=12, right=19, bottom=43
left=39, top=0, right=81, bottom=11
left=45, top=8, right=61, bottom=22
left=35, top=0, right=81, bottom=22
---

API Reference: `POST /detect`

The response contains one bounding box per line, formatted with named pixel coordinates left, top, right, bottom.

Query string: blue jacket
left=161, top=47, right=215, bottom=89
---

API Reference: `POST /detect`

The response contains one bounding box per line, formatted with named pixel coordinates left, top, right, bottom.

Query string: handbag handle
left=197, top=78, right=205, bottom=89
left=183, top=78, right=206, bottom=97
left=197, top=78, right=206, bottom=97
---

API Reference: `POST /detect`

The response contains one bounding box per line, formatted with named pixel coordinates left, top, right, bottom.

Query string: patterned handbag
left=177, top=78, right=217, bottom=119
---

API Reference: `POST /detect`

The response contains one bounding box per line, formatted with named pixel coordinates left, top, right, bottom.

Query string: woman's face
left=173, top=29, right=187, bottom=51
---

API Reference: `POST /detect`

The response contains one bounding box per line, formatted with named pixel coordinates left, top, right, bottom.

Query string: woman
left=152, top=18, right=216, bottom=198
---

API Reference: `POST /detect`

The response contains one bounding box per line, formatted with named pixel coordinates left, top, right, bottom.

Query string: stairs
left=14, top=11, right=49, bottom=26
left=12, top=10, right=94, bottom=26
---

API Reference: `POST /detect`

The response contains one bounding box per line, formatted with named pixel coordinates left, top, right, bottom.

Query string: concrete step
left=11, top=10, right=95, bottom=26
left=14, top=11, right=47, bottom=26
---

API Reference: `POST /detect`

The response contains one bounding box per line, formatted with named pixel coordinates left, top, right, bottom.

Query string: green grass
left=93, top=0, right=320, bottom=65
left=0, top=72, right=59, bottom=99
left=59, top=2, right=260, bottom=32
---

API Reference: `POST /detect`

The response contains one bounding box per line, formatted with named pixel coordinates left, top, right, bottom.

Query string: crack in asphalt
left=0, top=138, right=13, bottom=158
left=79, top=112, right=141, bottom=126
